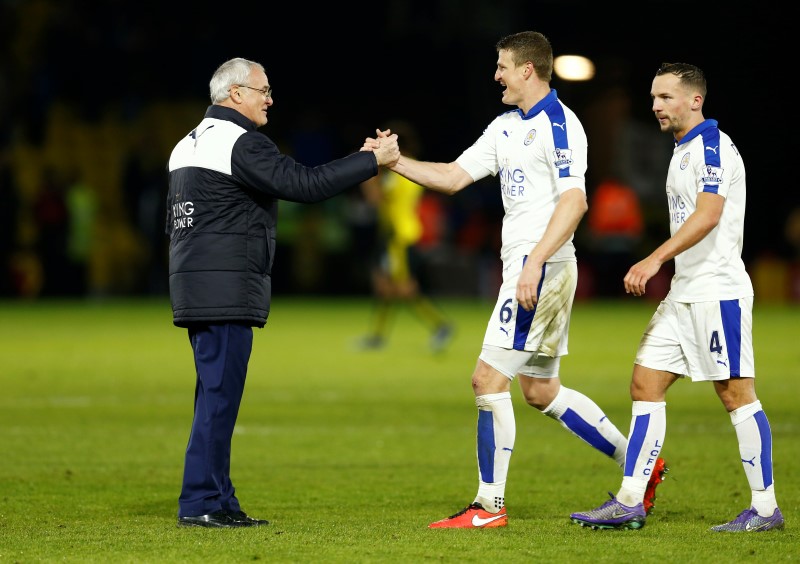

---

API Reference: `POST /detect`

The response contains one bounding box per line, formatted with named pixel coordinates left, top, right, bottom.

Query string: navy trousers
left=178, top=323, right=253, bottom=517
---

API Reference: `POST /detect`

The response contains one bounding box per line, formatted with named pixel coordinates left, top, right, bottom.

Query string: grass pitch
left=1, top=297, right=797, bottom=562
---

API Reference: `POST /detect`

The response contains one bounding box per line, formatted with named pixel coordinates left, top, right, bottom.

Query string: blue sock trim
left=477, top=409, right=496, bottom=483
left=625, top=413, right=650, bottom=477
left=754, top=410, right=774, bottom=488
left=561, top=408, right=616, bottom=457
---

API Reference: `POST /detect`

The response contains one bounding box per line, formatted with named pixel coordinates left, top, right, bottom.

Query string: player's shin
left=618, top=401, right=666, bottom=506
left=731, top=400, right=778, bottom=515
left=474, top=392, right=514, bottom=512
left=543, top=386, right=627, bottom=467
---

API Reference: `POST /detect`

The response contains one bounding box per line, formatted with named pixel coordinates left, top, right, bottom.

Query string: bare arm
left=389, top=154, right=475, bottom=195
left=624, top=191, right=724, bottom=297
left=517, top=187, right=588, bottom=311
left=365, top=129, right=474, bottom=195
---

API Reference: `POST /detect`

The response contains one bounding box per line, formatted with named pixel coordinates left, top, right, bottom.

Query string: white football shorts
left=478, top=258, right=576, bottom=378
left=635, top=296, right=755, bottom=382
left=479, top=345, right=562, bottom=380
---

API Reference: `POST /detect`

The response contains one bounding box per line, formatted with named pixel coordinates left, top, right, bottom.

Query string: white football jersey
left=456, top=89, right=587, bottom=264
left=665, top=119, right=753, bottom=301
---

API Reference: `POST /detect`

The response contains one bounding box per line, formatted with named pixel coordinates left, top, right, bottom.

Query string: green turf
left=1, top=297, right=798, bottom=562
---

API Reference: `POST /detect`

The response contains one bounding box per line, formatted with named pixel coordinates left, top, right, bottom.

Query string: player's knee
left=629, top=379, right=650, bottom=401
left=715, top=379, right=757, bottom=411
left=630, top=380, right=669, bottom=402
left=472, top=360, right=510, bottom=395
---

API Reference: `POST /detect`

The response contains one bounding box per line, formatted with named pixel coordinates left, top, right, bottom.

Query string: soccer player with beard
left=570, top=63, right=783, bottom=532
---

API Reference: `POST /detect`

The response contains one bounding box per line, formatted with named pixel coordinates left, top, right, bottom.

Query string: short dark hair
left=655, top=62, right=707, bottom=97
left=496, top=31, right=553, bottom=82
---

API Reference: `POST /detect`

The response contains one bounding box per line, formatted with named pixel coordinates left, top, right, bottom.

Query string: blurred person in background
left=585, top=176, right=644, bottom=298
left=122, top=134, right=168, bottom=294
left=357, top=119, right=454, bottom=353
left=32, top=166, right=69, bottom=296
left=167, top=57, right=399, bottom=529
left=365, top=31, right=665, bottom=529
left=63, top=169, right=96, bottom=296
left=571, top=62, right=783, bottom=532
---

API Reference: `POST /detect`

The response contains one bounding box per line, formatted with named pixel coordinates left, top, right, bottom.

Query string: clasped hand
left=361, top=128, right=399, bottom=167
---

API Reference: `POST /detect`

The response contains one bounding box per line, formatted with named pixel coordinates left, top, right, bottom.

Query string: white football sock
left=730, top=400, right=778, bottom=515
left=542, top=386, right=627, bottom=468
left=474, top=392, right=514, bottom=513
left=617, top=400, right=666, bottom=507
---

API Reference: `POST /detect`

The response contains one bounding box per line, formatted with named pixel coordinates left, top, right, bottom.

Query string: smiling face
left=495, top=49, right=526, bottom=108
left=231, top=67, right=273, bottom=127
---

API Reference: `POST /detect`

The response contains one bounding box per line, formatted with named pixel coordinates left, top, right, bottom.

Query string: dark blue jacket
left=166, top=105, right=377, bottom=327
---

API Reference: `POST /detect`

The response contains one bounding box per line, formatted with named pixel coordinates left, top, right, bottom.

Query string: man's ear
left=524, top=61, right=533, bottom=78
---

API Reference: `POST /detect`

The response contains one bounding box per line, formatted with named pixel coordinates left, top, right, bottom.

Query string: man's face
left=233, top=68, right=273, bottom=127
left=495, top=49, right=525, bottom=107
left=650, top=73, right=696, bottom=137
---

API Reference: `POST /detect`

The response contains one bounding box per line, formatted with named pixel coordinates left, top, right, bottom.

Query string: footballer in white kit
left=374, top=32, right=651, bottom=529
left=570, top=62, right=781, bottom=533
left=636, top=119, right=755, bottom=382
left=456, top=89, right=585, bottom=365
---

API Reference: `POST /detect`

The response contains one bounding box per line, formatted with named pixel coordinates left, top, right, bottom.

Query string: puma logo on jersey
left=705, top=145, right=719, bottom=154
left=191, top=124, right=216, bottom=147
left=552, top=122, right=566, bottom=130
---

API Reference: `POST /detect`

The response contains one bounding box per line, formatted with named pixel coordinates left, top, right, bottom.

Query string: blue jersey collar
left=676, top=119, right=718, bottom=147
left=516, top=89, right=558, bottom=120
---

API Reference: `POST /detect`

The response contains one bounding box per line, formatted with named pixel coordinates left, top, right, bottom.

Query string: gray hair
left=209, top=57, right=265, bottom=103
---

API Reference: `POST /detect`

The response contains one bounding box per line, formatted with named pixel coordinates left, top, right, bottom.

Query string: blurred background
left=1, top=0, right=796, bottom=303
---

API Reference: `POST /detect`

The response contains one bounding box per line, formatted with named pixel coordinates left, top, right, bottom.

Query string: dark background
left=1, top=1, right=795, bottom=299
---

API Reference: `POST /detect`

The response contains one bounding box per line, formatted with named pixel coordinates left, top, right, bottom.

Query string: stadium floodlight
left=553, top=55, right=595, bottom=81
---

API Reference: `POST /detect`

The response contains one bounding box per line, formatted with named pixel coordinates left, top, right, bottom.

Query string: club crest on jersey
left=524, top=129, right=536, bottom=146
left=680, top=152, right=691, bottom=170
left=552, top=148, right=573, bottom=169
left=700, top=165, right=723, bottom=185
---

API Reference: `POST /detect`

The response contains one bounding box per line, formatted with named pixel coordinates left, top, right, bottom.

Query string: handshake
left=360, top=128, right=400, bottom=168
